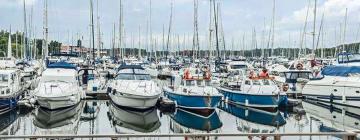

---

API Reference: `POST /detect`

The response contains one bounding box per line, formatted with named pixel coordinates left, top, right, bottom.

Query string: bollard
left=274, top=135, right=281, bottom=140
left=343, top=135, right=356, bottom=140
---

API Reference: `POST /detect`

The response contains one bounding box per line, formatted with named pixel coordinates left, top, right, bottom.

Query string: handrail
left=0, top=132, right=357, bottom=139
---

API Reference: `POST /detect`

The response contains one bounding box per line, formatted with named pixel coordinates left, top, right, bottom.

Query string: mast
left=342, top=8, right=348, bottom=52
left=7, top=26, right=12, bottom=58
left=300, top=0, right=311, bottom=58
left=96, top=0, right=101, bottom=58
left=149, top=0, right=152, bottom=59
left=208, top=0, right=213, bottom=58
left=270, top=0, right=275, bottom=57
left=193, top=0, right=200, bottom=59
left=23, top=0, right=27, bottom=59
left=42, top=0, right=48, bottom=59
left=311, top=0, right=317, bottom=56
left=138, top=25, right=141, bottom=58
left=165, top=1, right=173, bottom=61
left=213, top=0, right=220, bottom=61
left=118, top=0, right=123, bottom=59
left=112, top=23, right=116, bottom=58
left=90, top=0, right=95, bottom=62
left=15, top=32, right=18, bottom=58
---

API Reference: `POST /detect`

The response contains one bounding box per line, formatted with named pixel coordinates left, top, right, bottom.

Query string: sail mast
left=7, top=26, right=12, bottom=58
left=165, top=1, right=173, bottom=61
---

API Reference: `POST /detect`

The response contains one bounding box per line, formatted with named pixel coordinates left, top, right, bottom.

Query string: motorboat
left=217, top=70, right=287, bottom=109
left=108, top=65, right=160, bottom=110
left=302, top=52, right=360, bottom=108
left=34, top=61, right=84, bottom=110
left=0, top=67, right=24, bottom=112
left=108, top=101, right=160, bottom=133
left=163, top=67, right=222, bottom=111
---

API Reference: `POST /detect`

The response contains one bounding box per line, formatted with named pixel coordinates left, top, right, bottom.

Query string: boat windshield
left=115, top=74, right=151, bottom=80
left=285, top=72, right=310, bottom=80
left=262, top=79, right=272, bottom=85
left=231, top=65, right=247, bottom=69
left=185, top=80, right=195, bottom=86
left=0, top=74, right=8, bottom=83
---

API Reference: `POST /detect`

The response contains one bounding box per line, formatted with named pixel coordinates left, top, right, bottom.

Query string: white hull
left=302, top=76, right=360, bottom=108
left=109, top=92, right=159, bottom=110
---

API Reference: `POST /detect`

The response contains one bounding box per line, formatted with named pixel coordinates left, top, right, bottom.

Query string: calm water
left=1, top=99, right=357, bottom=140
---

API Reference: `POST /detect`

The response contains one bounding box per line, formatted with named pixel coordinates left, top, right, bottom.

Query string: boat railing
left=1, top=132, right=357, bottom=140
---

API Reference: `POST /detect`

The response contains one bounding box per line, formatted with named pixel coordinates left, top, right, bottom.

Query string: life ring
left=282, top=84, right=289, bottom=92
left=183, top=69, right=191, bottom=79
left=296, top=63, right=303, bottom=70
left=205, top=71, right=211, bottom=79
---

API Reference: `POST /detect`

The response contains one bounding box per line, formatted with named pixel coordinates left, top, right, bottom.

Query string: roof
left=118, top=64, right=144, bottom=70
left=47, top=61, right=77, bottom=70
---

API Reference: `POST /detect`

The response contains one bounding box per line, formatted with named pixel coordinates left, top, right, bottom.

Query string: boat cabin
left=281, top=70, right=313, bottom=83
left=337, top=52, right=360, bottom=65
left=0, top=69, right=21, bottom=96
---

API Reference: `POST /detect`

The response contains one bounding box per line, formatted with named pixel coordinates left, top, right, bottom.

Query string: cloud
left=280, top=0, right=360, bottom=26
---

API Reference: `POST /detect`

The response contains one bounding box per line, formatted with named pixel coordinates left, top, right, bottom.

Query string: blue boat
left=0, top=69, right=24, bottom=112
left=170, top=108, right=222, bottom=132
left=0, top=108, right=19, bottom=134
left=163, top=78, right=222, bottom=111
left=217, top=77, right=287, bottom=109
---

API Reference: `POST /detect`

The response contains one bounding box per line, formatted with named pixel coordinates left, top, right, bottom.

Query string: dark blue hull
left=217, top=87, right=287, bottom=108
left=0, top=93, right=21, bottom=111
left=170, top=108, right=222, bottom=131
left=164, top=89, right=222, bottom=110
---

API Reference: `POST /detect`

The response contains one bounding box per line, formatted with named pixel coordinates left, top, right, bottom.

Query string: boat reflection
left=169, top=108, right=222, bottom=133
left=81, top=101, right=100, bottom=121
left=303, top=100, right=360, bottom=132
left=0, top=108, right=20, bottom=135
left=218, top=102, right=286, bottom=133
left=33, top=102, right=83, bottom=135
left=108, top=101, right=160, bottom=133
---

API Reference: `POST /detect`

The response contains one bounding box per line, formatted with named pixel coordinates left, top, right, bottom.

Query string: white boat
left=227, top=58, right=251, bottom=74
left=302, top=53, right=360, bottom=108
left=33, top=61, right=84, bottom=110
left=108, top=65, right=161, bottom=110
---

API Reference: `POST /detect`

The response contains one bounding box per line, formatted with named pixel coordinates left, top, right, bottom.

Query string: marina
left=1, top=0, right=360, bottom=139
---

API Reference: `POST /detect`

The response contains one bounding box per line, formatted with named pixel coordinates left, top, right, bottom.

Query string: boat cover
left=322, top=65, right=360, bottom=77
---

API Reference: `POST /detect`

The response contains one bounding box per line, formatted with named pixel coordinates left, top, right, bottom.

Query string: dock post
left=343, top=135, right=356, bottom=140
left=274, top=135, right=281, bottom=140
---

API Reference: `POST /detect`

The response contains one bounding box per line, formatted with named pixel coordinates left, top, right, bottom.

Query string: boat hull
left=217, top=87, right=287, bottom=109
left=302, top=78, right=360, bottom=108
left=109, top=91, right=160, bottom=111
left=36, top=95, right=81, bottom=110
left=163, top=88, right=222, bottom=110
left=0, top=92, right=22, bottom=111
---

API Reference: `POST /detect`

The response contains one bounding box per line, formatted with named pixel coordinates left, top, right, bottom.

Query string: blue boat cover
left=47, top=61, right=77, bottom=70
left=322, top=65, right=360, bottom=77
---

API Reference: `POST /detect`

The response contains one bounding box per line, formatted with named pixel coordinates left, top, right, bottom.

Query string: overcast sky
left=1, top=0, right=360, bottom=51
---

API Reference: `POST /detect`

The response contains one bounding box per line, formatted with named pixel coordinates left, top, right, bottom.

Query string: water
left=1, top=99, right=356, bottom=140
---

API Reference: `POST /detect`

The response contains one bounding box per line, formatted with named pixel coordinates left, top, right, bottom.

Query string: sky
left=1, top=0, right=360, bottom=51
